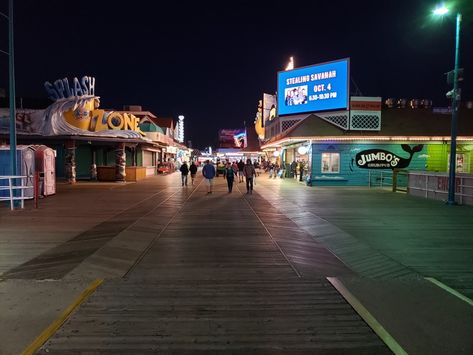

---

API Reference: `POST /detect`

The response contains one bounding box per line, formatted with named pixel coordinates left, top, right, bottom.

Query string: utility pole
left=8, top=0, right=17, bottom=175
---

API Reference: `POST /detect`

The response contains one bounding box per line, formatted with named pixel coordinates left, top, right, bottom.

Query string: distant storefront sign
left=219, top=129, right=247, bottom=148
left=350, top=97, right=381, bottom=111
left=277, top=58, right=350, bottom=116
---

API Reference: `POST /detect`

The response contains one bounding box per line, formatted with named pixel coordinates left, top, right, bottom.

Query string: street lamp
left=433, top=4, right=461, bottom=205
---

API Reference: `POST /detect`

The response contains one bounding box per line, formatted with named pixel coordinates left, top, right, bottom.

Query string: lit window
left=321, top=152, right=340, bottom=173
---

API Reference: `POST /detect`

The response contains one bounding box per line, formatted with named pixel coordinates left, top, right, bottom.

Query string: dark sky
left=0, top=0, right=472, bottom=148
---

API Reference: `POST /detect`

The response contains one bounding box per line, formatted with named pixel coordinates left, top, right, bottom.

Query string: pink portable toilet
left=33, top=145, right=56, bottom=196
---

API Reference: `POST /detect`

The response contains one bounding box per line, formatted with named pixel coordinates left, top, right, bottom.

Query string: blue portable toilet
left=0, top=145, right=35, bottom=199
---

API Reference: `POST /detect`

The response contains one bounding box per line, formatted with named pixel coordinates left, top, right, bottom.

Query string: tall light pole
left=1, top=0, right=17, bottom=175
left=433, top=4, right=461, bottom=205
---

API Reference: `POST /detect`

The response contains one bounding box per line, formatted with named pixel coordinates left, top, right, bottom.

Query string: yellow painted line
left=21, top=278, right=103, bottom=355
left=425, top=277, right=473, bottom=307
left=326, top=277, right=408, bottom=355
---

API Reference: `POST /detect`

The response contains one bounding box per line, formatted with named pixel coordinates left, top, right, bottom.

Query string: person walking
left=202, top=160, right=216, bottom=194
left=232, top=161, right=239, bottom=177
left=290, top=160, right=297, bottom=179
left=243, top=158, right=256, bottom=194
left=189, top=161, right=197, bottom=185
left=180, top=161, right=189, bottom=186
left=237, top=159, right=245, bottom=183
left=273, top=162, right=279, bottom=179
left=299, top=160, right=305, bottom=182
left=224, top=162, right=235, bottom=193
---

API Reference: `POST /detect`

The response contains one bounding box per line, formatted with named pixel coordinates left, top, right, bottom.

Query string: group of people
left=221, top=159, right=256, bottom=194
left=179, top=158, right=307, bottom=193
left=284, top=86, right=308, bottom=106
left=262, top=160, right=306, bottom=181
left=180, top=159, right=257, bottom=194
left=178, top=161, right=198, bottom=186
left=290, top=160, right=306, bottom=182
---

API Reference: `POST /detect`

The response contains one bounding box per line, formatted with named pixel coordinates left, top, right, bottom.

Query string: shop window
left=321, top=152, right=340, bottom=173
left=448, top=153, right=470, bottom=173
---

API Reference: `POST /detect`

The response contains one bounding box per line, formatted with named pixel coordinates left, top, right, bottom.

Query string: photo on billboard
left=277, top=58, right=350, bottom=116
left=284, top=85, right=308, bottom=106
left=218, top=128, right=247, bottom=148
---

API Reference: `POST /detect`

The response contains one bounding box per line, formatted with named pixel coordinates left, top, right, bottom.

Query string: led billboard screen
left=277, top=58, right=349, bottom=116
left=218, top=129, right=247, bottom=148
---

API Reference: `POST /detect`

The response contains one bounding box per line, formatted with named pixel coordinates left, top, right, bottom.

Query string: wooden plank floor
left=38, top=279, right=390, bottom=354
left=1, top=190, right=178, bottom=280
left=255, top=178, right=473, bottom=299
left=38, top=178, right=389, bottom=354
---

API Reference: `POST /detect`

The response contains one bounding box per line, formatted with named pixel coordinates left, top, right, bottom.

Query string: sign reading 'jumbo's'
left=355, top=145, right=423, bottom=169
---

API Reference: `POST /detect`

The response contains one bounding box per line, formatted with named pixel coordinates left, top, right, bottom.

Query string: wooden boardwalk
left=38, top=279, right=390, bottom=354
left=36, top=178, right=389, bottom=354
left=256, top=177, right=473, bottom=299
left=4, top=172, right=471, bottom=353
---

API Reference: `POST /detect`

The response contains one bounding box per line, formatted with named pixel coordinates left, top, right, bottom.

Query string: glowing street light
left=433, top=4, right=449, bottom=16
left=432, top=4, right=462, bottom=205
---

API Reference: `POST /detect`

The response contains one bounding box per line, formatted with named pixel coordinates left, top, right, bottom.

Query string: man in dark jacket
left=180, top=161, right=189, bottom=186
left=243, top=159, right=256, bottom=194
left=298, top=160, right=305, bottom=182
left=223, top=162, right=235, bottom=193
left=237, top=159, right=245, bottom=183
left=189, top=161, right=198, bottom=185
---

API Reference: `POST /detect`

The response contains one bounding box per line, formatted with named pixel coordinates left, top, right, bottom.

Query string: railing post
left=392, top=169, right=398, bottom=192
left=425, top=175, right=428, bottom=198
left=20, top=176, right=24, bottom=209
left=34, top=171, right=39, bottom=209
left=8, top=177, right=13, bottom=210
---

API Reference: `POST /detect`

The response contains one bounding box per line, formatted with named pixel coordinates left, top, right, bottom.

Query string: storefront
left=0, top=75, right=184, bottom=183
left=216, top=148, right=263, bottom=164
left=262, top=108, right=473, bottom=186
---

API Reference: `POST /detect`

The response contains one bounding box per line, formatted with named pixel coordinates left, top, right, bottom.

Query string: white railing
left=368, top=170, right=393, bottom=188
left=0, top=176, right=34, bottom=210
left=408, top=172, right=473, bottom=206
left=368, top=170, right=409, bottom=192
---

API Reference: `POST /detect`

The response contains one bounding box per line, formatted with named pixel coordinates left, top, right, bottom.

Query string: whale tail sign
left=351, top=144, right=423, bottom=170
left=401, top=144, right=423, bottom=154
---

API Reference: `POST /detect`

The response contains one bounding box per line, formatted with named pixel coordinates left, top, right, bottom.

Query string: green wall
left=426, top=143, right=473, bottom=173
left=137, top=148, right=143, bottom=166
left=76, top=145, right=92, bottom=179
left=426, top=144, right=448, bottom=172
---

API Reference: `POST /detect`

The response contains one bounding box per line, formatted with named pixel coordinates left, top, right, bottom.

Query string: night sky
left=0, top=0, right=472, bottom=148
